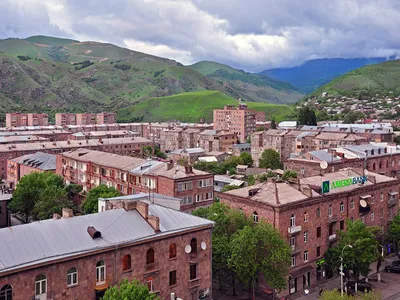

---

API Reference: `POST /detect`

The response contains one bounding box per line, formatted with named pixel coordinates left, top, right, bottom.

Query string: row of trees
left=193, top=203, right=291, bottom=298
left=193, top=152, right=253, bottom=175
left=8, top=172, right=121, bottom=221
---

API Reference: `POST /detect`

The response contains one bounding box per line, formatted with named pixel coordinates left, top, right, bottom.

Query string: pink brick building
left=55, top=113, right=77, bottom=126
left=96, top=113, right=116, bottom=125
left=76, top=113, right=97, bottom=125
left=6, top=113, right=48, bottom=127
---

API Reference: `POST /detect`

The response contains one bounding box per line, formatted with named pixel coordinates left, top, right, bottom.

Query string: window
left=304, top=211, right=309, bottom=222
left=290, top=214, right=296, bottom=227
left=316, top=208, right=320, bottom=217
left=190, top=238, right=197, bottom=253
left=190, top=264, right=197, bottom=280
left=304, top=231, right=308, bottom=243
left=146, top=249, right=155, bottom=265
left=291, top=256, right=296, bottom=267
left=169, top=243, right=177, bottom=259
left=380, top=192, right=384, bottom=201
left=96, top=261, right=106, bottom=284
left=181, top=196, right=193, bottom=205
left=371, top=195, right=374, bottom=204
left=340, top=202, right=344, bottom=213
left=317, top=227, right=321, bottom=238
left=380, top=209, right=383, bottom=219
left=178, top=181, right=193, bottom=191
left=0, top=285, right=12, bottom=300
left=317, top=247, right=321, bottom=257
left=67, top=267, right=78, bottom=286
left=35, top=274, right=47, bottom=296
left=253, top=211, right=259, bottom=223
left=290, top=237, right=295, bottom=248
left=304, top=251, right=308, bottom=262
left=340, top=220, right=345, bottom=230
left=328, top=205, right=332, bottom=217
left=198, top=178, right=212, bottom=188
left=350, top=199, right=354, bottom=209
left=147, top=277, right=154, bottom=292
left=169, top=270, right=177, bottom=286
left=371, top=212, right=375, bottom=221
left=373, top=162, right=376, bottom=170
left=122, top=255, right=131, bottom=271
left=361, top=215, right=365, bottom=224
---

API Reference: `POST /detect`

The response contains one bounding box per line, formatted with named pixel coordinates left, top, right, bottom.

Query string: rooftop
left=11, top=152, right=56, bottom=171
left=0, top=203, right=213, bottom=274
left=308, top=150, right=341, bottom=162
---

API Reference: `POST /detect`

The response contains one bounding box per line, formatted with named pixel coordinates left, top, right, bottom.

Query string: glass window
left=146, top=249, right=155, bottom=265
left=350, top=199, right=354, bottom=209
left=0, top=285, right=12, bottom=300
left=291, top=256, right=296, bottom=267
left=328, top=205, right=332, bottom=217
left=190, top=238, right=197, bottom=253
left=371, top=212, right=375, bottom=221
left=304, top=211, right=309, bottom=222
left=96, top=261, right=106, bottom=284
left=304, top=251, right=308, bottom=262
left=190, top=264, right=197, bottom=280
left=290, top=237, right=295, bottom=247
left=290, top=214, right=295, bottom=227
left=169, top=243, right=177, bottom=259
left=316, top=208, right=320, bottom=217
left=67, top=267, right=78, bottom=286
left=304, top=231, right=308, bottom=243
left=340, top=220, right=345, bottom=230
left=147, top=278, right=153, bottom=292
left=253, top=211, right=259, bottom=223
left=340, top=202, right=344, bottom=212
left=169, top=270, right=177, bottom=286
left=122, top=255, right=131, bottom=271
left=35, top=274, right=47, bottom=296
left=317, top=227, right=321, bottom=238
left=380, top=193, right=384, bottom=201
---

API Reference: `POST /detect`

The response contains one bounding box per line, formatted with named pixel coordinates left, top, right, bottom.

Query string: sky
left=1, top=0, right=400, bottom=72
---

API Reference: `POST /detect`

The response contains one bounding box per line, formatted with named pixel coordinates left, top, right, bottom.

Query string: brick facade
left=6, top=113, right=48, bottom=127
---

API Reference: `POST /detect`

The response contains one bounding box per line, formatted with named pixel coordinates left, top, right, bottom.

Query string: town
left=0, top=103, right=400, bottom=300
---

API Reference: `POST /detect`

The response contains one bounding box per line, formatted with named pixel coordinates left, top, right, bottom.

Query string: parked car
left=391, top=260, right=400, bottom=266
left=345, top=280, right=373, bottom=295
left=385, top=265, right=400, bottom=273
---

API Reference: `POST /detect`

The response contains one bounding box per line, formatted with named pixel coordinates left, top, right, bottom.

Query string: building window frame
left=190, top=264, right=197, bottom=280
left=67, top=267, right=78, bottom=286
left=253, top=211, right=259, bottom=223
left=290, top=214, right=296, bottom=227
left=304, top=231, right=308, bottom=243
left=169, top=270, right=177, bottom=286
left=304, top=251, right=308, bottom=262
left=96, top=261, right=106, bottom=285
left=0, top=284, right=12, bottom=300
left=340, top=202, right=344, bottom=213
left=35, top=274, right=47, bottom=296
left=169, top=243, right=177, bottom=259
left=122, top=255, right=131, bottom=271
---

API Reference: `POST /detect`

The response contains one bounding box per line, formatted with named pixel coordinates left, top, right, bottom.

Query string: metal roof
left=0, top=204, right=213, bottom=273
left=12, top=152, right=56, bottom=170
left=309, top=150, right=341, bottom=162
left=233, top=143, right=250, bottom=149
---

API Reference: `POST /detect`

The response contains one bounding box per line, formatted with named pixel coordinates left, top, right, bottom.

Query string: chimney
left=53, top=213, right=61, bottom=220
left=62, top=208, right=74, bottom=218
left=87, top=226, right=102, bottom=239
left=136, top=201, right=149, bottom=219
left=148, top=215, right=160, bottom=232
left=301, top=185, right=313, bottom=198
left=167, top=162, right=174, bottom=170
left=185, top=165, right=193, bottom=174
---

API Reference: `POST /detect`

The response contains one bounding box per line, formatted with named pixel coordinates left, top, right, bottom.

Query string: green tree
left=82, top=185, right=121, bottom=214
left=319, top=289, right=382, bottom=300
left=8, top=172, right=76, bottom=222
left=388, top=214, right=400, bottom=252
left=271, top=119, right=277, bottom=129
left=220, top=185, right=242, bottom=193
left=259, top=149, right=282, bottom=169
left=142, top=146, right=167, bottom=159
left=282, top=170, right=297, bottom=181
left=228, top=222, right=291, bottom=298
left=343, top=111, right=365, bottom=124
left=239, top=152, right=253, bottom=167
left=297, top=106, right=317, bottom=126
left=102, top=279, right=158, bottom=300
left=325, top=220, right=377, bottom=281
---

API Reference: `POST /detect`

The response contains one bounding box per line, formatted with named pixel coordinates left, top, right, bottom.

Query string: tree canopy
left=271, top=119, right=277, bottom=129
left=102, top=279, right=158, bottom=300
left=343, top=111, right=365, bottom=124
left=320, top=289, right=382, bottom=300
left=194, top=154, right=252, bottom=175
left=259, top=149, right=282, bottom=169
left=297, top=106, right=317, bottom=126
left=82, top=184, right=121, bottom=214
left=388, top=213, right=400, bottom=252
left=8, top=172, right=80, bottom=222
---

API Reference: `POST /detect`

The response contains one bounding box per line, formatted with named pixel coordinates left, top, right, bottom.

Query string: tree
left=102, top=279, right=158, bottom=300
left=282, top=170, right=297, bottom=181
left=319, top=289, right=382, bottom=300
left=343, top=111, right=365, bottom=124
left=8, top=172, right=77, bottom=222
left=297, top=106, right=317, bottom=126
left=228, top=222, right=291, bottom=298
left=239, top=152, right=253, bottom=167
left=325, top=220, right=377, bottom=283
left=82, top=185, right=121, bottom=214
left=388, top=214, right=400, bottom=252
left=259, top=149, right=282, bottom=169
left=142, top=146, right=167, bottom=159
left=220, top=185, right=242, bottom=193
left=271, top=119, right=277, bottom=129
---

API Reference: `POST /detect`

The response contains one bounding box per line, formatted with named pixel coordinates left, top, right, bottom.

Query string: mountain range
left=0, top=35, right=303, bottom=123
left=262, top=57, right=393, bottom=93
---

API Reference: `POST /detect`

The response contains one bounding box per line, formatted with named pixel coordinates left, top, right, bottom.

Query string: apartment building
left=213, top=104, right=261, bottom=142
left=0, top=137, right=152, bottom=179
left=0, top=201, right=213, bottom=300
left=6, top=113, right=48, bottom=128
left=96, top=112, right=116, bottom=125
left=197, top=130, right=237, bottom=153
left=56, top=149, right=214, bottom=212
left=7, top=152, right=56, bottom=189
left=76, top=113, right=97, bottom=125
left=55, top=113, right=77, bottom=126
left=218, top=168, right=400, bottom=297
left=160, top=128, right=184, bottom=152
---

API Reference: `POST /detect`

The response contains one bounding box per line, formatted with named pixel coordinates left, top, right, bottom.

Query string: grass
left=117, top=90, right=295, bottom=123
left=188, top=61, right=242, bottom=76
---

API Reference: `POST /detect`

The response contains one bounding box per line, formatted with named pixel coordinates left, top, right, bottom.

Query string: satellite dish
left=320, top=161, right=328, bottom=169
left=184, top=245, right=192, bottom=254
left=201, top=242, right=207, bottom=250
left=360, top=199, right=368, bottom=208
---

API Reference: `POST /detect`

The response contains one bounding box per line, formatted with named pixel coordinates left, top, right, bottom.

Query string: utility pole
left=340, top=245, right=353, bottom=297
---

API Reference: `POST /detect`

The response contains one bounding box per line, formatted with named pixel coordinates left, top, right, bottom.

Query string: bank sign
left=322, top=175, right=367, bottom=194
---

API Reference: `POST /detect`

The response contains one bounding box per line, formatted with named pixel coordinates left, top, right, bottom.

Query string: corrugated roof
left=11, top=152, right=56, bottom=170
left=197, top=156, right=218, bottom=162
left=233, top=143, right=250, bottom=149
left=309, top=150, right=341, bottom=162
left=0, top=204, right=213, bottom=273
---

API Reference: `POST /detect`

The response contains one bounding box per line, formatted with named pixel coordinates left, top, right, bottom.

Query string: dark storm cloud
left=2, top=0, right=400, bottom=71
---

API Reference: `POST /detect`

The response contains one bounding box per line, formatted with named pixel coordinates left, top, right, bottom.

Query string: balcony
left=32, top=291, right=54, bottom=300
left=94, top=277, right=110, bottom=291
left=328, top=234, right=338, bottom=243
left=288, top=225, right=302, bottom=235
left=388, top=197, right=398, bottom=207
left=144, top=262, right=159, bottom=273
left=189, top=278, right=200, bottom=288
left=328, top=216, right=338, bottom=223
left=291, top=245, right=301, bottom=255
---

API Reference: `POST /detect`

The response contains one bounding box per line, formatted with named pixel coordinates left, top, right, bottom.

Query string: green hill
left=0, top=35, right=302, bottom=123
left=310, top=59, right=400, bottom=99
left=117, top=90, right=295, bottom=123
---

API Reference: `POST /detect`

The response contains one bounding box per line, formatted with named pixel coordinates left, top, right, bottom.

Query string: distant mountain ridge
left=262, top=57, right=394, bottom=93
left=0, top=35, right=303, bottom=123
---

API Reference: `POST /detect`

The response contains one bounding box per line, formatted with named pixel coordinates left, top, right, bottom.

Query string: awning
left=360, top=194, right=372, bottom=199
left=289, top=265, right=314, bottom=278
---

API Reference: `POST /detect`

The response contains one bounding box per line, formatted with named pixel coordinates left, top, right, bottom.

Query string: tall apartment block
left=213, top=104, right=263, bottom=142
left=96, top=112, right=116, bottom=124
left=76, top=113, right=97, bottom=125
left=6, top=113, right=48, bottom=128
left=55, top=113, right=77, bottom=126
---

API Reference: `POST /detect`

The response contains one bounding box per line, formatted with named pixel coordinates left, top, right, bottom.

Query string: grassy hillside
left=309, top=59, right=400, bottom=99
left=117, top=90, right=295, bottom=123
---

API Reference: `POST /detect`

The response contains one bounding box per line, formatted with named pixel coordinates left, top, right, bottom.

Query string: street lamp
left=340, top=244, right=353, bottom=297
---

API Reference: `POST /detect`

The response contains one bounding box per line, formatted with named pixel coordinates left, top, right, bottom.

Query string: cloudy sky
left=1, top=0, right=400, bottom=71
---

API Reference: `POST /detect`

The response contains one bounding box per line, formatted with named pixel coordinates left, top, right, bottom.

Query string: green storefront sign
left=322, top=175, right=367, bottom=194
